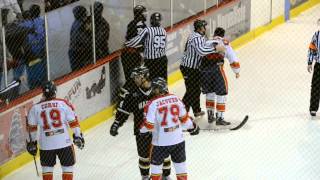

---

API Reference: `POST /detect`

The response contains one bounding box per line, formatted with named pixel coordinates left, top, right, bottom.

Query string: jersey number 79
left=158, top=104, right=180, bottom=126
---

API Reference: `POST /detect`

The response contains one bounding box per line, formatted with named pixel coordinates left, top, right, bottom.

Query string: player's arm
left=109, top=89, right=133, bottom=136
left=27, top=107, right=38, bottom=141
left=194, top=37, right=217, bottom=56
left=225, top=43, right=240, bottom=78
left=141, top=101, right=156, bottom=132
left=64, top=102, right=84, bottom=149
left=26, top=107, right=38, bottom=156
left=125, top=28, right=148, bottom=48
left=178, top=99, right=200, bottom=135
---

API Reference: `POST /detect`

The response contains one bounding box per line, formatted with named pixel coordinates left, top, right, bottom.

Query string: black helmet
left=133, top=5, right=146, bottom=18
left=214, top=27, right=225, bottom=37
left=151, top=77, right=168, bottom=94
left=150, top=12, right=162, bottom=27
left=130, top=65, right=149, bottom=79
left=42, top=81, right=57, bottom=99
left=194, top=19, right=207, bottom=30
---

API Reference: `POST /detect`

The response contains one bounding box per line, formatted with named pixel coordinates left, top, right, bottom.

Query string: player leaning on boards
left=125, top=12, right=168, bottom=81
left=142, top=77, right=200, bottom=180
left=109, top=66, right=172, bottom=180
left=180, top=19, right=226, bottom=119
left=200, top=27, right=240, bottom=125
left=26, top=81, right=85, bottom=180
left=307, top=19, right=320, bottom=117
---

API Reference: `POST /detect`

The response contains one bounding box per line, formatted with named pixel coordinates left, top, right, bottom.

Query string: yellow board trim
left=1, top=0, right=319, bottom=178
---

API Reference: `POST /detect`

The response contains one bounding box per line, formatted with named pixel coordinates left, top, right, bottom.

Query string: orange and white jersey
left=27, top=98, right=80, bottom=150
left=143, top=94, right=193, bottom=146
left=206, top=36, right=240, bottom=74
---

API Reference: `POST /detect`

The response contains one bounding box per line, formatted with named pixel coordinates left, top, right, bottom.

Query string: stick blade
left=230, top=115, right=249, bottom=131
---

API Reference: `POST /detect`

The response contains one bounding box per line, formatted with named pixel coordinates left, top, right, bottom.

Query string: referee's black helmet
left=150, top=12, right=162, bottom=27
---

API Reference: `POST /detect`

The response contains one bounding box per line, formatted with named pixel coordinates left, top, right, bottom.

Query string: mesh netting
left=0, top=0, right=319, bottom=179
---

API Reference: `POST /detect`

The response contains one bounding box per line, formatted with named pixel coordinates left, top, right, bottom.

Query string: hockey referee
left=125, top=12, right=168, bottom=81
left=308, top=19, right=320, bottom=117
left=180, top=19, right=225, bottom=118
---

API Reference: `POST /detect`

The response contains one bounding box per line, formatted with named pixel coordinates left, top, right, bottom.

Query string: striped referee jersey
left=308, top=30, right=320, bottom=64
left=125, top=26, right=167, bottom=59
left=181, top=32, right=216, bottom=69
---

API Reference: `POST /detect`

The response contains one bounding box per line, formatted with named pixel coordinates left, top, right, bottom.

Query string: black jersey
left=115, top=83, right=153, bottom=135
left=125, top=19, right=147, bottom=41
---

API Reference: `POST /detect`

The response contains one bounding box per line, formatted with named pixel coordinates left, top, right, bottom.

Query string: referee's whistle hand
left=216, top=44, right=226, bottom=53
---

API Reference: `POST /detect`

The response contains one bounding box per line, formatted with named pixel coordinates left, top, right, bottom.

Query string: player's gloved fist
left=26, top=140, right=37, bottom=156
left=188, top=122, right=200, bottom=136
left=73, top=133, right=85, bottom=150
left=110, top=121, right=120, bottom=136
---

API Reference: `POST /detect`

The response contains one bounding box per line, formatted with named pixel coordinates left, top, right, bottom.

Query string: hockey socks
left=216, top=95, right=226, bottom=119
left=206, top=93, right=216, bottom=123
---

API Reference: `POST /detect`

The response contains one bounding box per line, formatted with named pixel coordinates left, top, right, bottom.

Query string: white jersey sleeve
left=144, top=100, right=156, bottom=130
left=27, top=106, right=38, bottom=141
left=62, top=100, right=81, bottom=137
left=225, top=43, right=240, bottom=74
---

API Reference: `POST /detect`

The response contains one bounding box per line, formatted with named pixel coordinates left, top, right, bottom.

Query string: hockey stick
left=24, top=106, right=40, bottom=177
left=201, top=115, right=249, bottom=131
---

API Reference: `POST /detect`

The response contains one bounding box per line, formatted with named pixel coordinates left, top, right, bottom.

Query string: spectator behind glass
left=69, top=5, right=93, bottom=72
left=0, top=0, right=22, bottom=24
left=3, top=11, right=35, bottom=98
left=94, top=1, right=110, bottom=60
left=19, top=4, right=47, bottom=90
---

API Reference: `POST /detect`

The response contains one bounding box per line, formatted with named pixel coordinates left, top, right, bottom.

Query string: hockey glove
left=188, top=122, right=200, bottom=136
left=110, top=121, right=120, bottom=136
left=73, top=133, right=85, bottom=150
left=26, top=140, right=37, bottom=156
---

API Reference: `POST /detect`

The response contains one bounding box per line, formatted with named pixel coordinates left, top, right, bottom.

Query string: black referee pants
left=144, top=56, right=168, bottom=81
left=180, top=65, right=202, bottom=114
left=310, top=63, right=320, bottom=112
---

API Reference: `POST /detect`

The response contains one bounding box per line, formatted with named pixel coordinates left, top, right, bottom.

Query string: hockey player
left=109, top=66, right=171, bottom=180
left=121, top=5, right=147, bottom=81
left=200, top=27, right=240, bottom=125
left=142, top=77, right=200, bottom=180
left=26, top=81, right=85, bottom=180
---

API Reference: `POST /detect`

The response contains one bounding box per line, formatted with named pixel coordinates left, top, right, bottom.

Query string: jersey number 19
left=40, top=109, right=62, bottom=130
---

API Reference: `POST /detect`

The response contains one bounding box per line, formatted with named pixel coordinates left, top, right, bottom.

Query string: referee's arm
left=125, top=28, right=148, bottom=48
left=194, top=38, right=217, bottom=56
